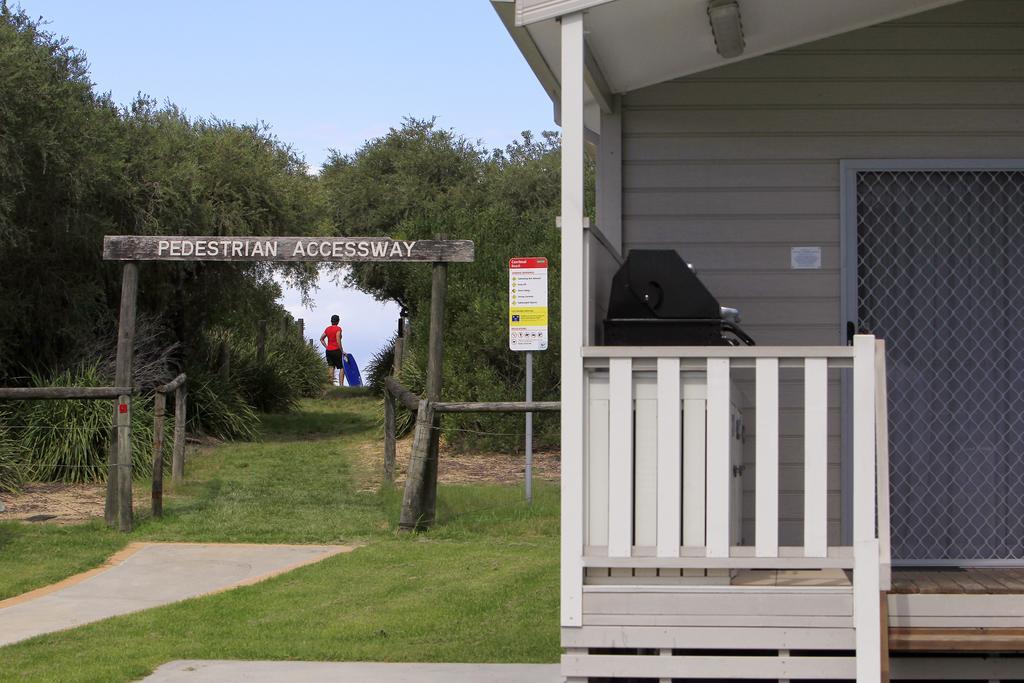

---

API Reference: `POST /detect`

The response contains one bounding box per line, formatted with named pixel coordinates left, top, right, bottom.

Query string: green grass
left=0, top=521, right=126, bottom=601
left=0, top=394, right=560, bottom=681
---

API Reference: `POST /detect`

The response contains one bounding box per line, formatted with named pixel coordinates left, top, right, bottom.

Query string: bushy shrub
left=12, top=363, right=170, bottom=483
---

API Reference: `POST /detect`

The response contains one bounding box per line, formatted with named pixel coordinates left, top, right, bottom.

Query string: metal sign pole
left=525, top=351, right=533, bottom=503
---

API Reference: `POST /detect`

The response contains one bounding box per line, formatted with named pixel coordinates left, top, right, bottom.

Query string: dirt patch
left=356, top=437, right=560, bottom=490
left=0, top=434, right=560, bottom=523
left=0, top=482, right=109, bottom=525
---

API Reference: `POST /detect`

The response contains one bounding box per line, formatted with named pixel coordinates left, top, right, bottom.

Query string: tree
left=322, top=120, right=593, bottom=450
left=0, top=5, right=323, bottom=381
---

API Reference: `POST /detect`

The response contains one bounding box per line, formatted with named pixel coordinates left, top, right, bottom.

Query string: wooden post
left=400, top=400, right=435, bottom=530
left=172, top=383, right=186, bottom=482
left=399, top=256, right=447, bottom=530
left=393, top=336, right=405, bottom=373
left=151, top=390, right=166, bottom=518
left=257, top=320, right=267, bottom=363
left=423, top=418, right=441, bottom=522
left=383, top=334, right=405, bottom=483
left=104, top=404, right=119, bottom=527
left=114, top=262, right=139, bottom=532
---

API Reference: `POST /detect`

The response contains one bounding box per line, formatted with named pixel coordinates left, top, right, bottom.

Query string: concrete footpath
left=0, top=542, right=353, bottom=646
left=146, top=660, right=563, bottom=682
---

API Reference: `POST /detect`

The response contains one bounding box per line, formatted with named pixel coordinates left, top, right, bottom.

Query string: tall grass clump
left=185, top=364, right=260, bottom=441
left=258, top=331, right=327, bottom=402
left=14, top=363, right=169, bottom=483
left=364, top=335, right=396, bottom=394
left=184, top=327, right=325, bottom=438
left=0, top=418, right=25, bottom=493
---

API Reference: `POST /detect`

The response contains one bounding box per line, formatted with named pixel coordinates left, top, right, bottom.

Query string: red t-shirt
left=324, top=325, right=342, bottom=351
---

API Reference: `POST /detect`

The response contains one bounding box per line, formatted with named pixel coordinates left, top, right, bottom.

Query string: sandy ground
left=356, top=436, right=561, bottom=491
left=0, top=481, right=109, bottom=525
left=0, top=437, right=560, bottom=524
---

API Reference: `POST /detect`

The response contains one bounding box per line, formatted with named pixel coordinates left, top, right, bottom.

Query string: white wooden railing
left=568, top=335, right=889, bottom=672
left=578, top=335, right=884, bottom=568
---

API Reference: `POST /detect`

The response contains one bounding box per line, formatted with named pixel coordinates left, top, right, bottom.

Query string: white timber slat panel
left=656, top=359, right=681, bottom=557
left=608, top=358, right=633, bottom=558
left=587, top=375, right=610, bottom=547
left=755, top=358, right=780, bottom=557
left=682, top=393, right=706, bottom=549
left=705, top=358, right=730, bottom=558
left=634, top=375, right=658, bottom=548
left=804, top=357, right=828, bottom=558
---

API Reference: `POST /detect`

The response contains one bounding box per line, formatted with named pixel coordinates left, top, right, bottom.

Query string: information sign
left=509, top=257, right=548, bottom=351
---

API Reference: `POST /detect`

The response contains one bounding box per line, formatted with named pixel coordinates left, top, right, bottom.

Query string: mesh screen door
left=855, top=168, right=1024, bottom=563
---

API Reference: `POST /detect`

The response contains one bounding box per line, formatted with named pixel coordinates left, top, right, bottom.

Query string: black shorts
left=325, top=349, right=344, bottom=369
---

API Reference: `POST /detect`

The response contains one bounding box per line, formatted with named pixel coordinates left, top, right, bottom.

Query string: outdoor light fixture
left=707, top=0, right=745, bottom=59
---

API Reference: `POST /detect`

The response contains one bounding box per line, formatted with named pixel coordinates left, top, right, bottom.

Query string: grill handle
left=722, top=321, right=756, bottom=346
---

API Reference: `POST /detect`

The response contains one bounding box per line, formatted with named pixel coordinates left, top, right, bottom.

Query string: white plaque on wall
left=791, top=246, right=822, bottom=270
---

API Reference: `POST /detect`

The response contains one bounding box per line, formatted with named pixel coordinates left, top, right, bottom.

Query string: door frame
left=839, top=158, right=1024, bottom=564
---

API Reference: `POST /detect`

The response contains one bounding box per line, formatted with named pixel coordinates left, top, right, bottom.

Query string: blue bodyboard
left=342, top=353, right=363, bottom=387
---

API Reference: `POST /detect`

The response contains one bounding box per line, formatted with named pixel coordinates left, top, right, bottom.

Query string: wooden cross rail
left=0, top=387, right=132, bottom=400
left=156, top=373, right=187, bottom=394
left=384, top=377, right=421, bottom=412
left=433, top=401, right=560, bottom=413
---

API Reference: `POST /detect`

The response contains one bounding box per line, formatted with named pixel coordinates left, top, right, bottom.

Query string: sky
left=18, top=0, right=554, bottom=366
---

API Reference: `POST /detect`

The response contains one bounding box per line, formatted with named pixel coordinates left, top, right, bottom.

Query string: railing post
left=755, top=357, right=779, bottom=558
left=804, top=357, right=829, bottom=558
left=114, top=262, right=138, bottom=533
left=853, top=334, right=881, bottom=682
left=607, top=358, right=633, bottom=558
left=656, top=358, right=681, bottom=559
left=852, top=334, right=877, bottom=546
left=705, top=358, right=731, bottom=558
left=875, top=339, right=892, bottom=591
left=151, top=390, right=166, bottom=518
left=172, top=383, right=187, bottom=482
left=559, top=9, right=586, bottom=628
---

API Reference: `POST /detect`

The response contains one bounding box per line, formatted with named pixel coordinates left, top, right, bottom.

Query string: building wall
left=618, top=0, right=1024, bottom=544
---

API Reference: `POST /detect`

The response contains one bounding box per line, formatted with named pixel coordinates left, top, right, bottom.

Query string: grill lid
left=607, top=249, right=720, bottom=320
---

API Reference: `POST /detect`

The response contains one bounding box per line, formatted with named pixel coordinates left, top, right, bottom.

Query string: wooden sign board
left=103, top=236, right=475, bottom=263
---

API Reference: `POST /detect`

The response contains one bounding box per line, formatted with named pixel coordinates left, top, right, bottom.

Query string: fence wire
left=856, top=169, right=1024, bottom=562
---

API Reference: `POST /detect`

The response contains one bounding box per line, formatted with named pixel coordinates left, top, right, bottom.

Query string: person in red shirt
left=320, top=315, right=344, bottom=386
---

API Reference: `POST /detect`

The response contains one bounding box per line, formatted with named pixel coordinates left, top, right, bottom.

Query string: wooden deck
left=892, top=567, right=1024, bottom=594
left=888, top=568, right=1024, bottom=654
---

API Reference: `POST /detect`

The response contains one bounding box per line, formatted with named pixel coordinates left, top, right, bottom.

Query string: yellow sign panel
left=510, top=307, right=548, bottom=326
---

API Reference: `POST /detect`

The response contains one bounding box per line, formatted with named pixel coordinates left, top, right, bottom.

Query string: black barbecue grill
left=604, top=250, right=755, bottom=346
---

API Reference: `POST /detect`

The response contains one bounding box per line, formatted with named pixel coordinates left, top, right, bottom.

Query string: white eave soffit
left=506, top=0, right=967, bottom=95
left=514, top=0, right=616, bottom=26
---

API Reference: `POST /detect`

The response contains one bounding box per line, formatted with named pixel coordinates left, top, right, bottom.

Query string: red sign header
left=509, top=257, right=547, bottom=269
